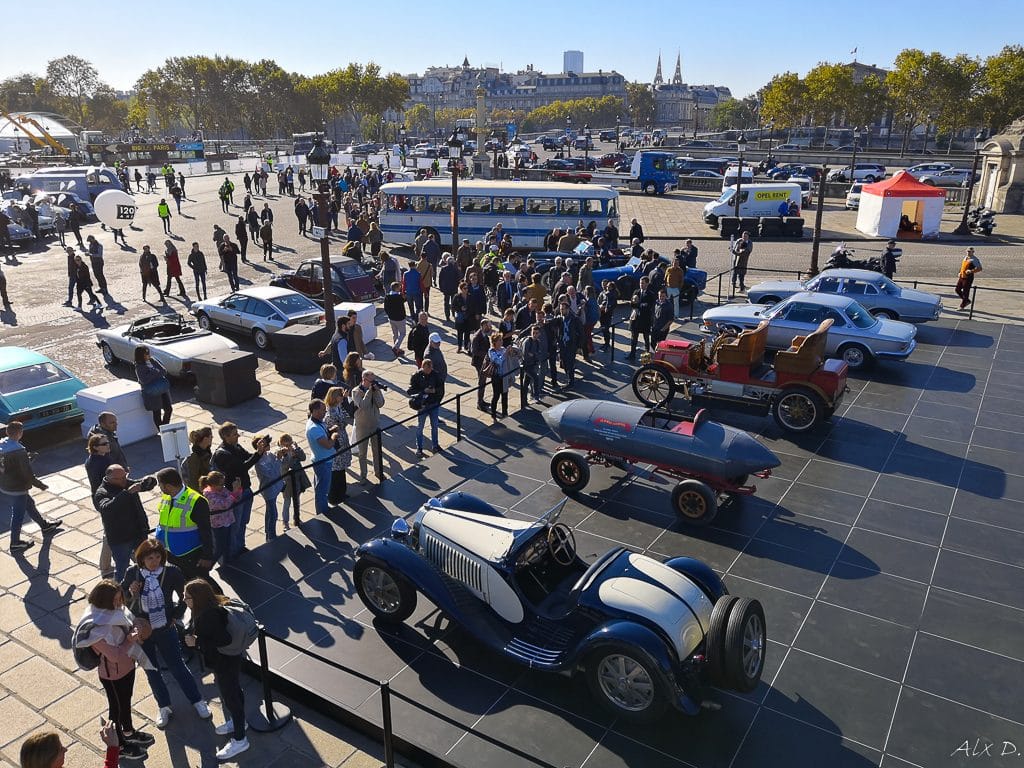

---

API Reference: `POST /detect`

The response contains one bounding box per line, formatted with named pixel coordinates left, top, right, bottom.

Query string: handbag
left=481, top=357, right=496, bottom=378
left=142, top=376, right=170, bottom=397
left=408, top=393, right=425, bottom=411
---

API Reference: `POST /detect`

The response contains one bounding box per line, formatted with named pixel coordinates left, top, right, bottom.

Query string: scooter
left=825, top=243, right=883, bottom=273
left=967, top=207, right=996, bottom=237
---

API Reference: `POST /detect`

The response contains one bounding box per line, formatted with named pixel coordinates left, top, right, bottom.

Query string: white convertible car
left=96, top=314, right=238, bottom=377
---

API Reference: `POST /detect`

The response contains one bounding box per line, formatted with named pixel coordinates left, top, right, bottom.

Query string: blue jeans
left=262, top=490, right=280, bottom=540
left=109, top=541, right=136, bottom=582
left=230, top=490, right=253, bottom=556
left=312, top=457, right=332, bottom=515
left=416, top=406, right=439, bottom=451
left=3, top=492, right=46, bottom=548
left=212, top=526, right=232, bottom=565
left=140, top=624, right=201, bottom=709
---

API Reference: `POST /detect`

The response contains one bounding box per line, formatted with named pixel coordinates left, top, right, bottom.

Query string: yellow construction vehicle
left=1, top=110, right=70, bottom=155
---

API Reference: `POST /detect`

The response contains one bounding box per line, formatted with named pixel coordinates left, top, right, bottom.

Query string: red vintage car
left=631, top=320, right=848, bottom=433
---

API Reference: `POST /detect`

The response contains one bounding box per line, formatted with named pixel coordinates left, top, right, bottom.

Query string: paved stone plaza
left=1, top=170, right=1023, bottom=767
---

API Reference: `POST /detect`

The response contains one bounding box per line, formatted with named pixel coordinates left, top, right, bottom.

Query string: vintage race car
left=543, top=399, right=779, bottom=525
left=354, top=493, right=767, bottom=722
left=96, top=313, right=238, bottom=377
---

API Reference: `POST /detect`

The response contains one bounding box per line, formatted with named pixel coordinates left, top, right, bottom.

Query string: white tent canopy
left=855, top=171, right=946, bottom=240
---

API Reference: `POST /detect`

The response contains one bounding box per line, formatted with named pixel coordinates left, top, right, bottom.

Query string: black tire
left=100, top=342, right=117, bottom=366
left=252, top=327, right=270, bottom=350
left=586, top=643, right=670, bottom=723
left=631, top=365, right=675, bottom=408
left=705, top=595, right=738, bottom=688
left=871, top=308, right=898, bottom=320
left=722, top=598, right=766, bottom=692
left=550, top=450, right=590, bottom=493
left=771, top=387, right=825, bottom=433
left=354, top=559, right=417, bottom=623
left=616, top=275, right=635, bottom=296
left=671, top=480, right=718, bottom=525
left=864, top=175, right=877, bottom=183
left=643, top=182, right=656, bottom=195
left=196, top=312, right=213, bottom=330
left=838, top=343, right=872, bottom=371
left=758, top=296, right=780, bottom=306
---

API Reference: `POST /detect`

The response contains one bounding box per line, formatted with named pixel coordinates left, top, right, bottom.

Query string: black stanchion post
left=380, top=680, right=396, bottom=768
left=717, top=273, right=723, bottom=305
left=609, top=322, right=616, bottom=364
left=519, top=366, right=526, bottom=411
left=373, top=429, right=384, bottom=482
left=969, top=285, right=977, bottom=320
left=247, top=626, right=292, bottom=732
left=456, top=393, right=462, bottom=441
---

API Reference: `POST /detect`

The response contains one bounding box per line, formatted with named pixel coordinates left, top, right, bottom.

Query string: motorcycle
left=824, top=243, right=883, bottom=273
left=967, top=206, right=996, bottom=237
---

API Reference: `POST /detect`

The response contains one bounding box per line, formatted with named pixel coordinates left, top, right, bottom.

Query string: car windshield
left=0, top=363, right=72, bottom=394
left=332, top=262, right=365, bottom=278
left=268, top=294, right=319, bottom=314
left=716, top=188, right=736, bottom=203
left=877, top=277, right=899, bottom=295
left=761, top=301, right=789, bottom=319
left=844, top=301, right=879, bottom=329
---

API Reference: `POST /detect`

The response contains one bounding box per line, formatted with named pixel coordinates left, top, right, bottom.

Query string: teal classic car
left=0, top=347, right=86, bottom=430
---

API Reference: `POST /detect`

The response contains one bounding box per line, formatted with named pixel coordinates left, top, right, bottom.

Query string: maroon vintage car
left=270, top=255, right=380, bottom=304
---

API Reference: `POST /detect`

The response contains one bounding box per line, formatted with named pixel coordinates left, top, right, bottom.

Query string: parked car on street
left=0, top=347, right=86, bottom=431
left=904, top=162, right=954, bottom=178
left=96, top=314, right=239, bottom=377
left=917, top=168, right=978, bottom=187
left=271, top=256, right=380, bottom=304
left=846, top=183, right=862, bottom=209
left=191, top=287, right=325, bottom=349
left=702, top=292, right=917, bottom=369
left=746, top=269, right=942, bottom=322
left=826, top=164, right=886, bottom=183
left=353, top=492, right=767, bottom=722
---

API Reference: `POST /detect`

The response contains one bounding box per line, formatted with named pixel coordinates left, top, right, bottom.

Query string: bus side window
left=559, top=199, right=580, bottom=216
left=527, top=197, right=556, bottom=215
left=584, top=199, right=603, bottom=216
left=410, top=196, right=427, bottom=213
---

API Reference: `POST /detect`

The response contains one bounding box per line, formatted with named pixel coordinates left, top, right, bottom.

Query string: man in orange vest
left=955, top=247, right=982, bottom=310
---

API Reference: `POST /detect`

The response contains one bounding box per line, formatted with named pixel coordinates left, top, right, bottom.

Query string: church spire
left=672, top=52, right=682, bottom=85
left=653, top=53, right=663, bottom=85
left=462, top=55, right=470, bottom=68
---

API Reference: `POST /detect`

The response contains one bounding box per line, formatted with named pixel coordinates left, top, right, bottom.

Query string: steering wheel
left=547, top=523, right=577, bottom=566
left=709, top=329, right=738, bottom=364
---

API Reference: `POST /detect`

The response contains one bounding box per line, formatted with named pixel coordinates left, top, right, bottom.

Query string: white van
left=18, top=166, right=122, bottom=201
left=703, top=182, right=802, bottom=226
left=722, top=165, right=754, bottom=190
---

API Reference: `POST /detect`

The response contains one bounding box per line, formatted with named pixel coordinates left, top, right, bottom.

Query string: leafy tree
left=0, top=74, right=58, bottom=112
left=978, top=45, right=1024, bottom=133
left=803, top=63, right=856, bottom=126
left=759, top=72, right=807, bottom=129
left=846, top=74, right=889, bottom=129
left=888, top=49, right=982, bottom=149
left=45, top=55, right=100, bottom=125
left=624, top=82, right=655, bottom=127
left=404, top=103, right=431, bottom=134
left=85, top=85, right=128, bottom=134
left=710, top=99, right=756, bottom=131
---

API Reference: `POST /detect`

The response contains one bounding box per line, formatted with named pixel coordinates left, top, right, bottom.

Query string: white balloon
left=94, top=189, right=137, bottom=229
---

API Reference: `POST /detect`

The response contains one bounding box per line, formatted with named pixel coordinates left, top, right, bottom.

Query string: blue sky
left=4, top=0, right=1021, bottom=98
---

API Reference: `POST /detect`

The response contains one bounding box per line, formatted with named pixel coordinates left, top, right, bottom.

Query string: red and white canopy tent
left=855, top=171, right=946, bottom=240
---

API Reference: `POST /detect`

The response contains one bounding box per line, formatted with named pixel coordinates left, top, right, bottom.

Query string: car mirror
left=224, top=301, right=234, bottom=309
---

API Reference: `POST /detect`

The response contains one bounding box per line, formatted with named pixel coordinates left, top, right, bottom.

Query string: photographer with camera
left=351, top=371, right=386, bottom=484
left=93, top=465, right=152, bottom=582
left=409, top=359, right=443, bottom=458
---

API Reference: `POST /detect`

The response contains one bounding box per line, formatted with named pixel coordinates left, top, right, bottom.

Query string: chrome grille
left=505, top=638, right=565, bottom=667
left=422, top=532, right=484, bottom=596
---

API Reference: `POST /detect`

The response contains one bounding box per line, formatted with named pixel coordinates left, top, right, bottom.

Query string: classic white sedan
left=96, top=314, right=238, bottom=377
left=702, top=292, right=917, bottom=370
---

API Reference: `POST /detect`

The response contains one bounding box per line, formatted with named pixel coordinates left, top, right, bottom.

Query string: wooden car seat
left=716, top=322, right=769, bottom=368
left=774, top=319, right=833, bottom=375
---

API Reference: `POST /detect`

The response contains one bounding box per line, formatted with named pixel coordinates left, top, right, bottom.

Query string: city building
left=651, top=53, right=732, bottom=132
left=563, top=51, right=584, bottom=75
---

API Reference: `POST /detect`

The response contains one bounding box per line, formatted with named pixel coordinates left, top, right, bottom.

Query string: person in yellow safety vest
left=154, top=467, right=217, bottom=586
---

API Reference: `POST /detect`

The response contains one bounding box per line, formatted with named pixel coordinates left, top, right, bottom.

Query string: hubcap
left=637, top=371, right=669, bottom=403
left=361, top=567, right=402, bottom=614
left=102, top=345, right=113, bottom=363
left=742, top=614, right=765, bottom=679
left=778, top=393, right=816, bottom=429
left=557, top=459, right=580, bottom=485
left=844, top=347, right=865, bottom=367
left=678, top=490, right=706, bottom=518
left=596, top=654, right=655, bottom=712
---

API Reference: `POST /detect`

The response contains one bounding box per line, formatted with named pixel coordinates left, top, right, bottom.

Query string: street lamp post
left=307, top=135, right=336, bottom=331
left=583, top=123, right=590, bottom=171
left=765, top=119, right=775, bottom=166
left=923, top=114, right=934, bottom=154
left=734, top=133, right=747, bottom=219
left=214, top=123, right=220, bottom=157
left=848, top=126, right=863, bottom=186
left=954, top=129, right=989, bottom=235
left=565, top=116, right=572, bottom=158
left=447, top=130, right=463, bottom=247
left=615, top=116, right=621, bottom=147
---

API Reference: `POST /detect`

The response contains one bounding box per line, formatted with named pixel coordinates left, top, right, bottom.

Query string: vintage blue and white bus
left=378, top=179, right=619, bottom=249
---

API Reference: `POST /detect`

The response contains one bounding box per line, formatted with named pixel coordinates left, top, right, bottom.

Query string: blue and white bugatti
left=354, top=492, right=766, bottom=721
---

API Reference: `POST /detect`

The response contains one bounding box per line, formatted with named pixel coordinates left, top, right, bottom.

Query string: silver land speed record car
left=354, top=492, right=766, bottom=722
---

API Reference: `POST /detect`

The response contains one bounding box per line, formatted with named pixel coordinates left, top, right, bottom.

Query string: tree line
left=708, top=46, right=1024, bottom=146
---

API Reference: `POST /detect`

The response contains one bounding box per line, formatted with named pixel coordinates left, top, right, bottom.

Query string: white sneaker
left=214, top=719, right=235, bottom=736
left=155, top=706, right=173, bottom=729
left=216, top=738, right=250, bottom=761
left=193, top=700, right=212, bottom=719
